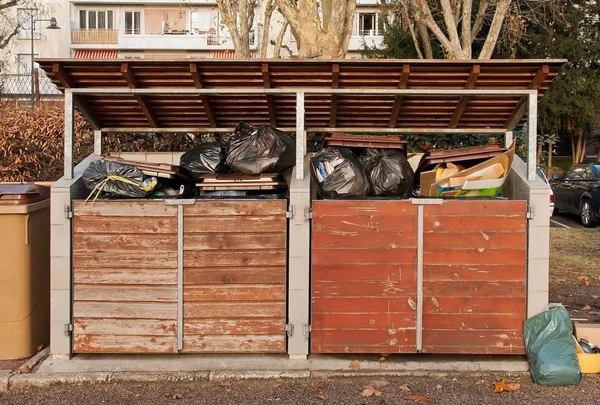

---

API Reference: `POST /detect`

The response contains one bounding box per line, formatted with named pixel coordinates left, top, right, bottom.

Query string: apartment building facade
left=1, top=0, right=384, bottom=78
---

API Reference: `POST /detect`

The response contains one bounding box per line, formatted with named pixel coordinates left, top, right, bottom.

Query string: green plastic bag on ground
left=524, top=306, right=581, bottom=386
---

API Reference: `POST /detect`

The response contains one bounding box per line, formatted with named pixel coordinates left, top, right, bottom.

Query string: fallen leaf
left=435, top=384, right=443, bottom=390
left=494, top=379, right=521, bottom=393
left=579, top=276, right=591, bottom=287
left=379, top=356, right=387, bottom=362
left=378, top=399, right=387, bottom=405
left=220, top=380, right=233, bottom=388
left=311, top=381, right=329, bottom=389
left=399, top=384, right=411, bottom=392
left=171, top=394, right=182, bottom=400
left=361, top=385, right=381, bottom=397
left=378, top=353, right=389, bottom=362
left=371, top=379, right=390, bottom=389
left=404, top=394, right=429, bottom=403
left=582, top=305, right=592, bottom=311
left=350, top=360, right=360, bottom=371
left=317, top=394, right=326, bottom=401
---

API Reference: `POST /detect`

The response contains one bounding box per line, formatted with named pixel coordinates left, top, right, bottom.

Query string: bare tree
left=275, top=0, right=357, bottom=59
left=383, top=0, right=561, bottom=59
left=1, top=0, right=24, bottom=50
left=215, top=0, right=256, bottom=58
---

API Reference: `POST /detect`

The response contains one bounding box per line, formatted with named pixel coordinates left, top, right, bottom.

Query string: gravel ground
left=1, top=374, right=599, bottom=405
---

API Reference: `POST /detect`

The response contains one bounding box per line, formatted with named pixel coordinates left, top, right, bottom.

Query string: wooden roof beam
left=388, top=64, right=410, bottom=128
left=190, top=63, right=217, bottom=127
left=262, top=63, right=277, bottom=126
left=449, top=64, right=481, bottom=128
left=121, top=62, right=158, bottom=128
left=505, top=64, right=549, bottom=130
left=73, top=95, right=101, bottom=130
left=330, top=63, right=340, bottom=127
left=51, top=63, right=72, bottom=88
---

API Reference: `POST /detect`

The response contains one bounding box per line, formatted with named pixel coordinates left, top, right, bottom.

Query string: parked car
left=537, top=168, right=554, bottom=218
left=550, top=163, right=600, bottom=227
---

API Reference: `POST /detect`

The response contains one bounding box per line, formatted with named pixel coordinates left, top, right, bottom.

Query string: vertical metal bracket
left=286, top=205, right=295, bottom=219
left=64, top=205, right=73, bottom=219
left=286, top=323, right=294, bottom=337
left=526, top=205, right=535, bottom=219
left=304, top=206, right=313, bottom=220
left=64, top=323, right=73, bottom=336
left=303, top=324, right=311, bottom=338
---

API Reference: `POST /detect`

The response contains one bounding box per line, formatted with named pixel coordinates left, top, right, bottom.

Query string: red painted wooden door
left=311, top=200, right=418, bottom=354
left=421, top=200, right=527, bottom=354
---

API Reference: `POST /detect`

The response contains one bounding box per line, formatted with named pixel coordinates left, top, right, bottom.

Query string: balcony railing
left=71, top=29, right=119, bottom=45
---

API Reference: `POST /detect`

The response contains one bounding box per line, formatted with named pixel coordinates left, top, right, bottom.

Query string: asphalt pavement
left=1, top=374, right=600, bottom=405
left=551, top=212, right=584, bottom=229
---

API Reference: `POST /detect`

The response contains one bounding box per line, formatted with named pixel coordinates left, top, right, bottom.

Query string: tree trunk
left=418, top=23, right=433, bottom=58
left=260, top=0, right=276, bottom=58
left=274, top=21, right=289, bottom=58
left=537, top=142, right=543, bottom=166
left=547, top=142, right=553, bottom=178
left=409, top=22, right=424, bottom=58
left=215, top=0, right=254, bottom=58
left=478, top=0, right=511, bottom=59
left=276, top=0, right=356, bottom=59
left=596, top=146, right=600, bottom=163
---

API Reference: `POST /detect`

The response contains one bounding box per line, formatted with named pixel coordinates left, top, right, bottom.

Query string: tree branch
left=408, top=22, right=424, bottom=58
left=418, top=23, right=433, bottom=58
left=274, top=0, right=301, bottom=35
left=0, top=0, right=20, bottom=13
left=340, top=0, right=356, bottom=55
left=274, top=21, right=289, bottom=58
left=260, top=0, right=275, bottom=58
left=413, top=0, right=466, bottom=58
left=440, top=0, right=462, bottom=51
left=0, top=25, right=19, bottom=50
left=461, top=0, right=472, bottom=57
left=478, top=0, right=511, bottom=59
left=470, top=0, right=489, bottom=42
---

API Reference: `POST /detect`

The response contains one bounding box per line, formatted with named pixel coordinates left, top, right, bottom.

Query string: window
left=79, top=10, right=114, bottom=30
left=17, top=8, right=40, bottom=40
left=359, top=13, right=375, bottom=36
left=17, top=53, right=39, bottom=75
left=125, top=11, right=141, bottom=35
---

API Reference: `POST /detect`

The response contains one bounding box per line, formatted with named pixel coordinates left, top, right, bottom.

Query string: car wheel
left=581, top=200, right=598, bottom=228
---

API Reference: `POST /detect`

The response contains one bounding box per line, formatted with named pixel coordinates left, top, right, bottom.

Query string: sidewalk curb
left=0, top=370, right=10, bottom=393
left=4, top=368, right=530, bottom=391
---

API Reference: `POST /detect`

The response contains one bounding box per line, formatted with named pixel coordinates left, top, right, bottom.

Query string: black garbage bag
left=524, top=306, right=582, bottom=386
left=82, top=160, right=157, bottom=198
left=226, top=122, right=295, bottom=174
left=311, top=147, right=369, bottom=198
left=360, top=148, right=414, bottom=197
left=180, top=141, right=228, bottom=180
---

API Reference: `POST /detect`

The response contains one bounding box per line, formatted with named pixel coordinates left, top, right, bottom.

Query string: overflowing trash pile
left=82, top=122, right=295, bottom=200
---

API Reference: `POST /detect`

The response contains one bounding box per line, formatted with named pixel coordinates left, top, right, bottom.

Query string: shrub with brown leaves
left=0, top=101, right=199, bottom=182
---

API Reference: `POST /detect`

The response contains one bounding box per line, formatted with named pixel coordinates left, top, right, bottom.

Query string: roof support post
left=527, top=92, right=537, bottom=182
left=94, top=130, right=102, bottom=156
left=296, top=92, right=305, bottom=180
left=64, top=90, right=74, bottom=180
left=505, top=131, right=513, bottom=148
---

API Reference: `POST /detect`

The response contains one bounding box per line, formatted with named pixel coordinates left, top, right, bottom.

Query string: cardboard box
left=420, top=142, right=515, bottom=198
left=574, top=324, right=600, bottom=374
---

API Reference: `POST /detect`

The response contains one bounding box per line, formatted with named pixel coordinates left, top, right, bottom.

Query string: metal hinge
left=286, top=323, right=294, bottom=337
left=526, top=205, right=535, bottom=219
left=303, top=324, right=312, bottom=337
left=64, top=323, right=73, bottom=336
left=304, top=206, right=313, bottom=220
left=286, top=206, right=295, bottom=219
left=64, top=205, right=73, bottom=219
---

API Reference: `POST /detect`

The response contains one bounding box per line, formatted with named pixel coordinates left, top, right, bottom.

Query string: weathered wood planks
left=182, top=200, right=287, bottom=353
left=72, top=201, right=178, bottom=354
left=422, top=200, right=527, bottom=355
left=311, top=200, right=418, bottom=354
left=72, top=199, right=288, bottom=354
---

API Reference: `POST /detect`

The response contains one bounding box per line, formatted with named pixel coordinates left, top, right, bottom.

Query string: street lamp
left=25, top=9, right=61, bottom=107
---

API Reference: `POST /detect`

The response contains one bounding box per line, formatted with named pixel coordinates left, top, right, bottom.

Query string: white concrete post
left=295, top=92, right=305, bottom=180
left=527, top=93, right=537, bottom=181
left=505, top=131, right=513, bottom=148
left=287, top=156, right=311, bottom=359
left=64, top=90, right=75, bottom=180
left=94, top=130, right=102, bottom=156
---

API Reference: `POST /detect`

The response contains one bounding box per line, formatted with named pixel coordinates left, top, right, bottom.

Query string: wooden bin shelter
left=39, top=59, right=564, bottom=358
